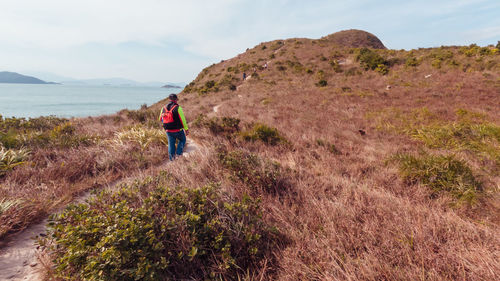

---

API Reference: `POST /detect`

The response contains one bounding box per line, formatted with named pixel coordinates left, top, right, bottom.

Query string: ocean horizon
left=0, top=83, right=180, bottom=118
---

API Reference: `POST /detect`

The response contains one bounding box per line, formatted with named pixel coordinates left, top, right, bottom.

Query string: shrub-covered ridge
left=39, top=174, right=280, bottom=281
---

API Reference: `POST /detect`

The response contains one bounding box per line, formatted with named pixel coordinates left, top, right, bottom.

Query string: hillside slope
left=3, top=30, right=498, bottom=280
left=153, top=29, right=500, bottom=279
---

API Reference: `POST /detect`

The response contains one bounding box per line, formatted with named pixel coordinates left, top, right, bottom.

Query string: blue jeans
left=166, top=130, right=186, bottom=160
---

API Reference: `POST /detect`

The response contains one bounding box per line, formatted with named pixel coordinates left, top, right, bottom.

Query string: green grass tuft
left=240, top=123, right=287, bottom=146
left=391, top=153, right=482, bottom=204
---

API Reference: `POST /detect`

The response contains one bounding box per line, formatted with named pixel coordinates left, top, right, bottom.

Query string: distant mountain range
left=0, top=71, right=57, bottom=84
left=1, top=71, right=185, bottom=88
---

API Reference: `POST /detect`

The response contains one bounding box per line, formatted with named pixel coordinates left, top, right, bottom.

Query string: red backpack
left=161, top=104, right=178, bottom=129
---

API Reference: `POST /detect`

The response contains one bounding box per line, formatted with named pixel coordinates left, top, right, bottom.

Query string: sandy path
left=0, top=138, right=199, bottom=281
left=213, top=104, right=222, bottom=113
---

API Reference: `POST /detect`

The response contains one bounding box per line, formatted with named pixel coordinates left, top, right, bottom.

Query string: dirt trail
left=0, top=139, right=200, bottom=281
left=213, top=104, right=222, bottom=113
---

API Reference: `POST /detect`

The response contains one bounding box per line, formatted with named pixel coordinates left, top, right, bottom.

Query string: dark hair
left=169, top=94, right=178, bottom=101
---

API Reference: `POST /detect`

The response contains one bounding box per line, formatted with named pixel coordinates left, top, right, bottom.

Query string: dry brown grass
left=158, top=38, right=499, bottom=279
left=2, top=32, right=499, bottom=280
left=0, top=112, right=170, bottom=240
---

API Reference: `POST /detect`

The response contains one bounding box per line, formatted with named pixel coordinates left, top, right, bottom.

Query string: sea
left=0, top=84, right=180, bottom=119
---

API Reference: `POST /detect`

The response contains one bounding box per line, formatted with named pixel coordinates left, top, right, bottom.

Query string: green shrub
left=238, top=63, right=251, bottom=72
left=218, top=149, right=288, bottom=195
left=183, top=82, right=196, bottom=93
left=0, top=116, right=96, bottom=149
left=40, top=178, right=278, bottom=280
left=375, top=64, right=389, bottom=75
left=276, top=65, right=286, bottom=71
left=405, top=57, right=419, bottom=67
left=341, top=86, right=352, bottom=92
left=357, top=48, right=388, bottom=70
left=270, top=41, right=283, bottom=51
left=241, top=123, right=287, bottom=146
left=431, top=58, right=442, bottom=69
left=429, top=49, right=455, bottom=68
left=330, top=60, right=343, bottom=73
left=126, top=108, right=157, bottom=124
left=205, top=80, right=216, bottom=89
left=0, top=115, right=67, bottom=132
left=391, top=153, right=482, bottom=204
left=285, top=60, right=304, bottom=73
left=0, top=129, right=20, bottom=149
left=316, top=70, right=325, bottom=80
left=194, top=115, right=240, bottom=134
left=431, top=49, right=454, bottom=60
left=316, top=79, right=328, bottom=87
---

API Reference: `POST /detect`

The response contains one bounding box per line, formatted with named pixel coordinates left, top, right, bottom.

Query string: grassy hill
left=1, top=30, right=499, bottom=280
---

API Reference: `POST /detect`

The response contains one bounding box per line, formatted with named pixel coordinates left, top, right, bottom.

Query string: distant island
left=162, top=84, right=182, bottom=89
left=0, top=71, right=57, bottom=84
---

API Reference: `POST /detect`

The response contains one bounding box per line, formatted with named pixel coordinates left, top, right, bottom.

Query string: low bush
left=276, top=65, right=286, bottom=72
left=0, top=129, right=19, bottom=149
left=375, top=64, right=389, bottom=75
left=126, top=108, right=157, bottom=125
left=205, top=80, right=216, bottom=89
left=0, top=115, right=67, bottom=132
left=357, top=48, right=388, bottom=70
left=218, top=148, right=289, bottom=195
left=316, top=79, right=328, bottom=87
left=241, top=123, right=287, bottom=146
left=1, top=120, right=95, bottom=149
left=40, top=177, right=279, bottom=280
left=341, top=86, right=352, bottom=92
left=330, top=60, right=343, bottom=73
left=193, top=115, right=240, bottom=138
left=405, top=56, right=419, bottom=67
left=430, top=49, right=455, bottom=68
left=391, top=153, right=482, bottom=204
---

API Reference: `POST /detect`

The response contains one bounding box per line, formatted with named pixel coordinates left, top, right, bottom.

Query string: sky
left=1, top=0, right=499, bottom=83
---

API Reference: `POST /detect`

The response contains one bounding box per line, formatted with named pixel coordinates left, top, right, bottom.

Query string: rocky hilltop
left=321, top=29, right=386, bottom=49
